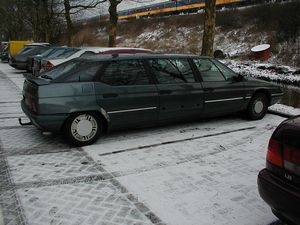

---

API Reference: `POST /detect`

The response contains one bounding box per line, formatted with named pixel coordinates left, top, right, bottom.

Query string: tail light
left=266, top=138, right=283, bottom=168
left=24, top=97, right=38, bottom=113
left=266, top=138, right=300, bottom=176
left=45, top=61, right=54, bottom=70
left=32, top=101, right=38, bottom=113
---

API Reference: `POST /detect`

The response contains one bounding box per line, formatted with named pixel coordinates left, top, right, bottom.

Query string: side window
left=100, top=60, right=149, bottom=86
left=212, top=59, right=237, bottom=80
left=193, top=58, right=225, bottom=82
left=63, top=62, right=102, bottom=82
left=149, top=58, right=195, bottom=84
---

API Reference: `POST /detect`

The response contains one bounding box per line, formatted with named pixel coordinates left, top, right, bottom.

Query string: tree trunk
left=64, top=0, right=74, bottom=46
left=201, top=0, right=216, bottom=56
left=45, top=31, right=51, bottom=43
left=108, top=1, right=118, bottom=47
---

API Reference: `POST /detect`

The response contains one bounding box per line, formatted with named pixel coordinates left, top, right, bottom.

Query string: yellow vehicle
left=8, top=41, right=32, bottom=57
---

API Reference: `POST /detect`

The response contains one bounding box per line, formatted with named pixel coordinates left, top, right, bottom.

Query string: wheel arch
left=251, top=88, right=271, bottom=106
left=61, top=109, right=110, bottom=133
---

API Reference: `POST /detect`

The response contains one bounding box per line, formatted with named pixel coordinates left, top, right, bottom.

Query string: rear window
left=22, top=47, right=45, bottom=55
left=17, top=47, right=33, bottom=55
left=41, top=48, right=55, bottom=57
left=45, top=49, right=66, bottom=58
left=56, top=49, right=79, bottom=58
left=40, top=60, right=101, bottom=81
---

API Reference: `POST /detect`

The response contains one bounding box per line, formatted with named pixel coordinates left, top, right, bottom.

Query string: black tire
left=64, top=112, right=102, bottom=146
left=247, top=93, right=269, bottom=120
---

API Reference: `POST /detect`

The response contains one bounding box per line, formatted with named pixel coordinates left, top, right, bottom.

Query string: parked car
left=258, top=115, right=300, bottom=225
left=9, top=45, right=50, bottom=70
left=31, top=47, right=76, bottom=76
left=40, top=47, right=153, bottom=73
left=21, top=54, right=283, bottom=146
left=0, top=42, right=8, bottom=62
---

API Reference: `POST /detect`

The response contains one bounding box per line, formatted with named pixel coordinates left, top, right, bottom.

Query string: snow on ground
left=84, top=114, right=283, bottom=225
left=0, top=61, right=297, bottom=225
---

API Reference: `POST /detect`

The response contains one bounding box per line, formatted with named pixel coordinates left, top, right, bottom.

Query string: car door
left=94, top=59, right=159, bottom=129
left=147, top=57, right=204, bottom=122
left=192, top=58, right=245, bottom=115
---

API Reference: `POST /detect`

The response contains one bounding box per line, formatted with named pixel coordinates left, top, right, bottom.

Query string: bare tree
left=40, top=0, right=60, bottom=42
left=63, top=0, right=105, bottom=46
left=201, top=0, right=216, bottom=56
left=0, top=0, right=29, bottom=40
left=0, top=0, right=62, bottom=42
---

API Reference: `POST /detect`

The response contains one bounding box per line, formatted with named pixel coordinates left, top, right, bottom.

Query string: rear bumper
left=258, top=168, right=300, bottom=225
left=21, top=100, right=68, bottom=132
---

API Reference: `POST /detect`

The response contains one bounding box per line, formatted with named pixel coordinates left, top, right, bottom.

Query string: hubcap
left=254, top=100, right=264, bottom=114
left=71, top=114, right=98, bottom=142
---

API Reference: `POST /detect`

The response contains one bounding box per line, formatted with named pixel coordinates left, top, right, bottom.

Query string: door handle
left=103, top=93, right=118, bottom=98
left=203, top=88, right=214, bottom=92
left=159, top=90, right=172, bottom=95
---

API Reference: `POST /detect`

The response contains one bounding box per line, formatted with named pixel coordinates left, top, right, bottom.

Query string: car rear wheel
left=64, top=112, right=102, bottom=146
left=247, top=93, right=269, bottom=120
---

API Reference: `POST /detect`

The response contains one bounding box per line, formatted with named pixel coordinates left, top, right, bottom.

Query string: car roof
left=78, top=47, right=152, bottom=53
left=24, top=43, right=50, bottom=47
left=78, top=53, right=210, bottom=62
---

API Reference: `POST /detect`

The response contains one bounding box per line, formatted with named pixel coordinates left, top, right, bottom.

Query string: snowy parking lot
left=0, top=62, right=286, bottom=225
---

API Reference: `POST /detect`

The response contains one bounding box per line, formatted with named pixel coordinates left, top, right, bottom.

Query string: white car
left=40, top=47, right=153, bottom=72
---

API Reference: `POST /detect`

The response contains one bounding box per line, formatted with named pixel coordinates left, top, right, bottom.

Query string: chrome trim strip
left=272, top=93, right=284, bottom=97
left=108, top=107, right=157, bottom=114
left=205, top=97, right=244, bottom=103
left=245, top=96, right=252, bottom=99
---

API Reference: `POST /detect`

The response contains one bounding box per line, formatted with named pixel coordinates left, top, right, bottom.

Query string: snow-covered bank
left=225, top=60, right=300, bottom=86
left=269, top=103, right=300, bottom=116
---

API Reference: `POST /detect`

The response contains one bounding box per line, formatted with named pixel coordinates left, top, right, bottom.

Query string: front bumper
left=258, top=169, right=300, bottom=225
left=21, top=100, right=68, bottom=133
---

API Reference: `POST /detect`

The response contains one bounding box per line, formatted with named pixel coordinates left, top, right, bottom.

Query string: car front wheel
left=64, top=112, right=102, bottom=146
left=247, top=93, right=269, bottom=120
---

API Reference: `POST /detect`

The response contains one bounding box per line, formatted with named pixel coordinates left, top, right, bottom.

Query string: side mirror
left=232, top=74, right=244, bottom=82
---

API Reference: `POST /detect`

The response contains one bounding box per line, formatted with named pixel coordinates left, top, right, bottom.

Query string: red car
left=258, top=115, right=300, bottom=225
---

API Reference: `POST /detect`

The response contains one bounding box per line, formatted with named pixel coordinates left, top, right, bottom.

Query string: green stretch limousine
left=21, top=54, right=283, bottom=146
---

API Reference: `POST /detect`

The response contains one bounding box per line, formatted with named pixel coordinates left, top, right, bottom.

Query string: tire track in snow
left=102, top=123, right=276, bottom=178
left=98, top=126, right=257, bottom=157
